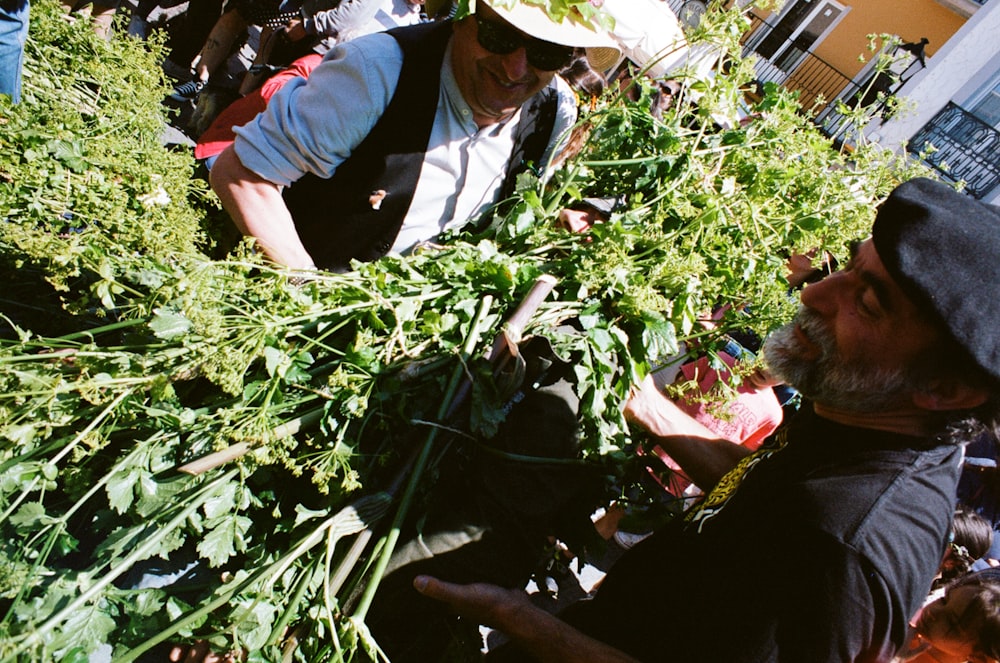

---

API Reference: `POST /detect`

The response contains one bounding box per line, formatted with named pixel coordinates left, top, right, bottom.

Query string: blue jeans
left=0, top=0, right=29, bottom=104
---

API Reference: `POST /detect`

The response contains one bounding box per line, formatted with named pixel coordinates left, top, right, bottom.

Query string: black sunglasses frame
left=474, top=14, right=576, bottom=71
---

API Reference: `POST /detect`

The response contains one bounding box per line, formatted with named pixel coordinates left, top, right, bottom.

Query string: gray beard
left=761, top=307, right=917, bottom=413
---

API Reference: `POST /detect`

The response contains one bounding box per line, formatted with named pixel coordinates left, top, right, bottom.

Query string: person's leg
left=0, top=0, right=29, bottom=104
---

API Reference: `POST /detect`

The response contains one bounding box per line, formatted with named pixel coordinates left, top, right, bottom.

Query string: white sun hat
left=601, top=0, right=689, bottom=79
left=477, top=0, right=622, bottom=72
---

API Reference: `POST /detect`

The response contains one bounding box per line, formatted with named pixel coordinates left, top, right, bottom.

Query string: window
left=970, top=77, right=1000, bottom=127
left=752, top=0, right=846, bottom=73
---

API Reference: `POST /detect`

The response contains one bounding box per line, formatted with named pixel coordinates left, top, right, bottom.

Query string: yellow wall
left=810, top=0, right=966, bottom=80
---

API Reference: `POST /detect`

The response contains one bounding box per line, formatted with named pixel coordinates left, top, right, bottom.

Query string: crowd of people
left=7, top=1, right=1000, bottom=662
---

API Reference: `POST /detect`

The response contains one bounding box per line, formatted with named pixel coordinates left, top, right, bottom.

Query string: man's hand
left=624, top=375, right=750, bottom=491
left=623, top=374, right=661, bottom=427
left=556, top=208, right=601, bottom=233
left=414, top=575, right=641, bottom=663
left=413, top=575, right=530, bottom=627
left=168, top=641, right=244, bottom=663
left=744, top=366, right=783, bottom=391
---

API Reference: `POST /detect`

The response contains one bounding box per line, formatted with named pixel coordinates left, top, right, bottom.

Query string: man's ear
left=912, top=378, right=990, bottom=412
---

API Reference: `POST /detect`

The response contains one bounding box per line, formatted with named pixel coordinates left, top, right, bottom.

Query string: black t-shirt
left=564, top=408, right=962, bottom=663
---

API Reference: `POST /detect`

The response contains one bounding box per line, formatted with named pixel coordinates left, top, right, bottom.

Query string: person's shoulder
left=331, top=30, right=404, bottom=60
left=550, top=74, right=575, bottom=101
left=771, top=422, right=960, bottom=539
left=310, top=31, right=405, bottom=87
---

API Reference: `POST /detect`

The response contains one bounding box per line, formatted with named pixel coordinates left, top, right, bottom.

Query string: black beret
left=872, top=177, right=1000, bottom=382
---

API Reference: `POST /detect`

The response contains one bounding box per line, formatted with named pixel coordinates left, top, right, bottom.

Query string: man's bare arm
left=624, top=375, right=751, bottom=491
left=210, top=146, right=318, bottom=270
left=413, top=576, right=640, bottom=663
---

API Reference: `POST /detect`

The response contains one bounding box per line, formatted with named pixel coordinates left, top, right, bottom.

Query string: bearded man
left=413, top=178, right=1000, bottom=662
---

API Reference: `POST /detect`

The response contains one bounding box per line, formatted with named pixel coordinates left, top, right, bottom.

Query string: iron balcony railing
left=740, top=11, right=917, bottom=146
left=908, top=102, right=1000, bottom=199
left=742, top=11, right=860, bottom=116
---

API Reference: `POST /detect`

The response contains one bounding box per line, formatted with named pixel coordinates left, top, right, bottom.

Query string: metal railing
left=741, top=11, right=859, bottom=115
left=908, top=102, right=1000, bottom=199
left=740, top=11, right=911, bottom=146
left=665, top=0, right=686, bottom=17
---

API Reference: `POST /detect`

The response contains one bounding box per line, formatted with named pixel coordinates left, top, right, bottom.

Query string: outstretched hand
left=623, top=374, right=676, bottom=433
left=413, top=575, right=531, bottom=628
left=623, top=374, right=750, bottom=491
left=168, top=641, right=244, bottom=663
left=414, top=576, right=645, bottom=662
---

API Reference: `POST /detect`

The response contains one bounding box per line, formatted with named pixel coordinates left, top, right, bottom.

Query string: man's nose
left=500, top=47, right=531, bottom=81
left=799, top=270, right=842, bottom=315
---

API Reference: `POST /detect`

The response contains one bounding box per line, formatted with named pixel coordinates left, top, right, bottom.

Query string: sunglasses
left=474, top=15, right=576, bottom=71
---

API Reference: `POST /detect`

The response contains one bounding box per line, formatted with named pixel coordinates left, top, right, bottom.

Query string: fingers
left=556, top=209, right=595, bottom=233
left=167, top=641, right=243, bottom=663
left=412, top=574, right=453, bottom=601
left=623, top=375, right=663, bottom=430
left=412, top=576, right=520, bottom=627
left=745, top=367, right=780, bottom=390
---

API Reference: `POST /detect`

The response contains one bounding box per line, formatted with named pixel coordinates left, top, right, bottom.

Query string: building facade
left=737, top=0, right=1000, bottom=201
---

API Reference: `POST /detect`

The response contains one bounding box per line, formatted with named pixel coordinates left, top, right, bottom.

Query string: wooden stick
left=487, top=274, right=557, bottom=362
left=447, top=274, right=557, bottom=419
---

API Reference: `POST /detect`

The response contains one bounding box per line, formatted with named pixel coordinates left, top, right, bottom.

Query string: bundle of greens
left=0, top=1, right=933, bottom=660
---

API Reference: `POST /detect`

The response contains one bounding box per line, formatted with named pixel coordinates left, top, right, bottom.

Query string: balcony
left=908, top=102, right=1000, bottom=199
left=742, top=12, right=858, bottom=116
left=742, top=12, right=862, bottom=108
left=740, top=11, right=914, bottom=145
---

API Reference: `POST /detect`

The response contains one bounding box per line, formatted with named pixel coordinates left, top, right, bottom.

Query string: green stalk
left=4, top=469, right=240, bottom=662
left=48, top=388, right=133, bottom=466
left=32, top=317, right=147, bottom=344
left=349, top=294, right=494, bottom=622
left=0, top=475, right=39, bottom=523
left=1, top=439, right=171, bottom=630
left=116, top=492, right=390, bottom=662
left=267, top=554, right=322, bottom=646
left=0, top=389, right=135, bottom=531
left=0, top=438, right=66, bottom=476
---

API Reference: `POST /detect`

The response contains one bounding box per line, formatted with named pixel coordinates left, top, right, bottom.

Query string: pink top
left=649, top=351, right=783, bottom=496
left=194, top=54, right=324, bottom=160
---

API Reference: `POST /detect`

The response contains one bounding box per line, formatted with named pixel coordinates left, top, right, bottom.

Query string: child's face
left=916, top=585, right=987, bottom=662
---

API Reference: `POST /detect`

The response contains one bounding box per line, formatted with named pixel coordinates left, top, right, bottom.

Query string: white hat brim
left=478, top=0, right=622, bottom=71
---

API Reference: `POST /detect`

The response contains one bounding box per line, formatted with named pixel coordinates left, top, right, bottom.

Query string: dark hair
left=955, top=505, right=995, bottom=561
left=559, top=53, right=606, bottom=99
left=940, top=570, right=1000, bottom=661
left=910, top=329, right=1000, bottom=444
left=936, top=504, right=995, bottom=588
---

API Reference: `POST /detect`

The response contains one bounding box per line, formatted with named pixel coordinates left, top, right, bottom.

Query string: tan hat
left=477, top=0, right=622, bottom=71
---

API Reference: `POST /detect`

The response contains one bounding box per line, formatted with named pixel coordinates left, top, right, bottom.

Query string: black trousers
left=366, top=344, right=604, bottom=662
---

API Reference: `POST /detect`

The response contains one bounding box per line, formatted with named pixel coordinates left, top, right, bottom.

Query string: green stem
left=0, top=389, right=136, bottom=534
left=5, top=470, right=240, bottom=662
left=49, top=388, right=133, bottom=466
left=37, top=317, right=147, bottom=344
left=349, top=294, right=494, bottom=622
left=267, top=555, right=321, bottom=646
left=116, top=492, right=389, bottom=662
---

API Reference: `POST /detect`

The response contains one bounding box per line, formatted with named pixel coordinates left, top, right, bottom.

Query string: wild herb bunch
left=0, top=0, right=935, bottom=660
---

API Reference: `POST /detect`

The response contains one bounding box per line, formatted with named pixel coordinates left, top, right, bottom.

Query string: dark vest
left=281, top=20, right=560, bottom=272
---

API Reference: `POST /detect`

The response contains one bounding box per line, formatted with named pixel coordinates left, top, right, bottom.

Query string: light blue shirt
left=232, top=30, right=576, bottom=254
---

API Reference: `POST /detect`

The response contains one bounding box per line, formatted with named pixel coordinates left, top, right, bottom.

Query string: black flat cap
left=872, top=177, right=1000, bottom=382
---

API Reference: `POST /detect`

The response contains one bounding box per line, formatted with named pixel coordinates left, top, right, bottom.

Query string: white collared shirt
left=233, top=31, right=575, bottom=256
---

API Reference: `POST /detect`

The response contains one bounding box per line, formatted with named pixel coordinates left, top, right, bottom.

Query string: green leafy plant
left=0, top=0, right=937, bottom=661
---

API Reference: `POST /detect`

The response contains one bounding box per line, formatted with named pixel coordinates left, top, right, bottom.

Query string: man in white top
left=210, top=0, right=619, bottom=272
